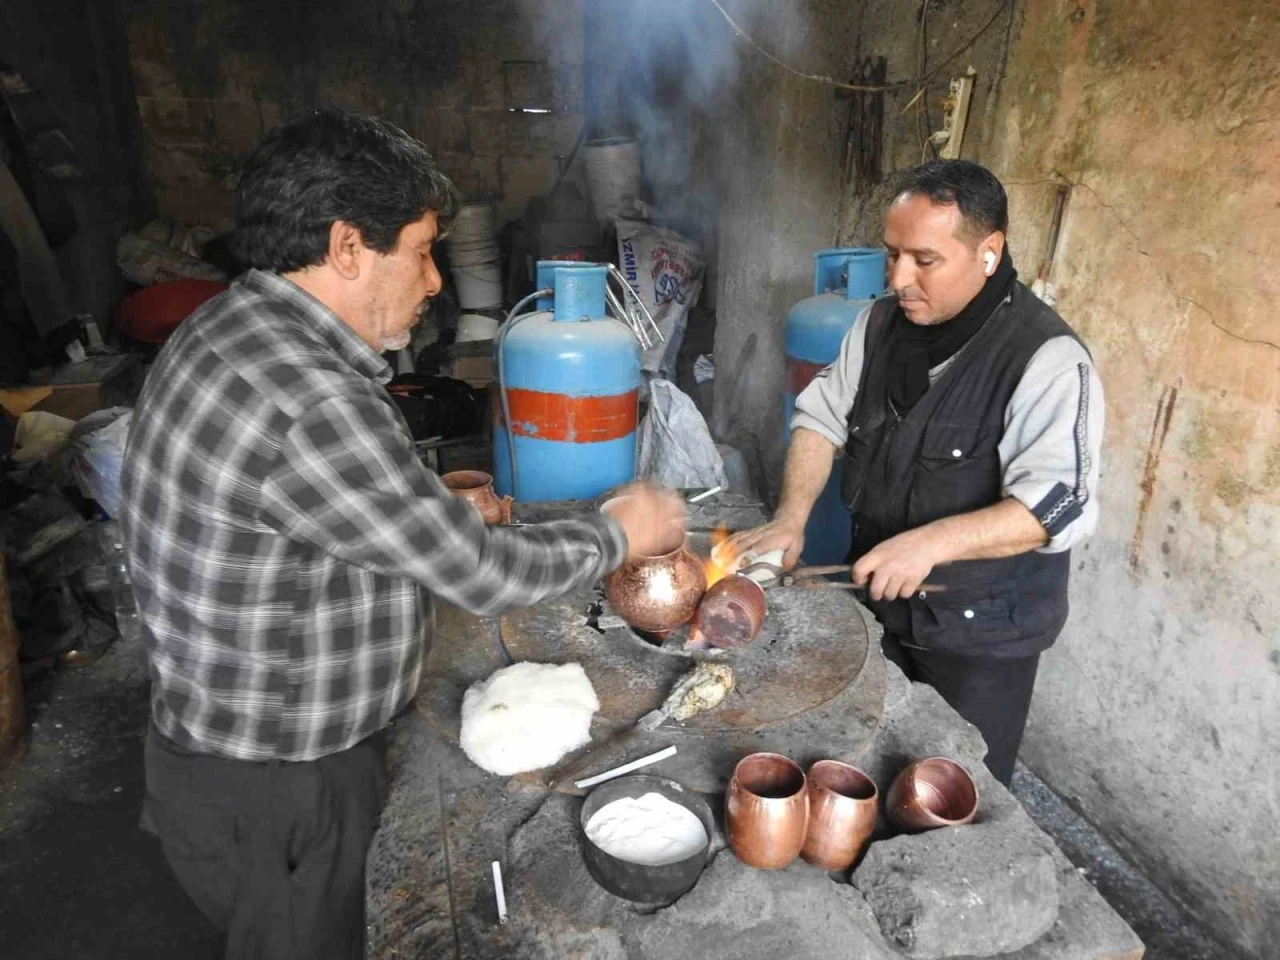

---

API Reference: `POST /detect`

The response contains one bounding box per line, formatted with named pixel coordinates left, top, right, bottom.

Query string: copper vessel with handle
left=441, top=470, right=512, bottom=525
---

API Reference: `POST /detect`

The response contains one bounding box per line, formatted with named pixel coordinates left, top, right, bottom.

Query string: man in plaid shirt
left=119, top=109, right=682, bottom=959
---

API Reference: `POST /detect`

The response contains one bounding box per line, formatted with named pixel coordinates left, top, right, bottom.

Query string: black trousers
left=882, top=633, right=1039, bottom=786
left=143, top=725, right=388, bottom=960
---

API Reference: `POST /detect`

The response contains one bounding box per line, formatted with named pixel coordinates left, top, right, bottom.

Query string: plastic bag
left=116, top=233, right=226, bottom=286
left=11, top=411, right=76, bottom=462
left=636, top=381, right=728, bottom=490
left=615, top=218, right=705, bottom=382
left=69, top=407, right=132, bottom=517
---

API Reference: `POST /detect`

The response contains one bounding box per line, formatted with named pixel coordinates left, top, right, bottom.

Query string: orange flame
left=703, top=525, right=736, bottom=588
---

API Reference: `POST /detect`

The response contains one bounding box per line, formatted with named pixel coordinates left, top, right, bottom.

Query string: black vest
left=841, top=282, right=1083, bottom=658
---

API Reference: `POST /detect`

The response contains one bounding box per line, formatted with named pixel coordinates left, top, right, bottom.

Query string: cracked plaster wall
left=834, top=2, right=1280, bottom=955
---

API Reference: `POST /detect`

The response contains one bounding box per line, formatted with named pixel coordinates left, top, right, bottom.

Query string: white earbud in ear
left=984, top=251, right=997, bottom=275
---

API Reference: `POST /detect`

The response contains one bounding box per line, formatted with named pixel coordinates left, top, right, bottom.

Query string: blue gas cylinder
left=784, top=248, right=887, bottom=565
left=494, top=263, right=641, bottom=502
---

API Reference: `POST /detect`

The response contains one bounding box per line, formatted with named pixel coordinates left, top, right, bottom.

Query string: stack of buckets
left=583, top=139, right=643, bottom=226
left=450, top=202, right=503, bottom=310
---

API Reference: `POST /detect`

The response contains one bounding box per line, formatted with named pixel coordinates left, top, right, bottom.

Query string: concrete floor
left=0, top=633, right=1242, bottom=960
left=0, top=637, right=219, bottom=959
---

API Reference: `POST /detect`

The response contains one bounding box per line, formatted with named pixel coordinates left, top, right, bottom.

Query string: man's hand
left=605, top=483, right=688, bottom=560
left=721, top=517, right=806, bottom=572
left=851, top=526, right=944, bottom=601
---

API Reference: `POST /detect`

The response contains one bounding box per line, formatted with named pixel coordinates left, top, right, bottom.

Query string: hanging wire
left=706, top=0, right=1013, bottom=95
left=496, top=288, right=554, bottom=500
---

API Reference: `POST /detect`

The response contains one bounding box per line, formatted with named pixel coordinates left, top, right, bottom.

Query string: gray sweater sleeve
left=790, top=320, right=1104, bottom=554
left=1000, top=336, right=1104, bottom=553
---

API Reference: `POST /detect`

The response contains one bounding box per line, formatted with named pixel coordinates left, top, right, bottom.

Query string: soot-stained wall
left=125, top=0, right=585, bottom=229
left=0, top=0, right=145, bottom=327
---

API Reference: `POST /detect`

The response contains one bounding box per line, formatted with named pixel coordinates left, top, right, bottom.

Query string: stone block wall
left=124, top=0, right=586, bottom=230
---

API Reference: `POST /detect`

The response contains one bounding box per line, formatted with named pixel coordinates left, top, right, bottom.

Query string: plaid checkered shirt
left=120, top=269, right=626, bottom=762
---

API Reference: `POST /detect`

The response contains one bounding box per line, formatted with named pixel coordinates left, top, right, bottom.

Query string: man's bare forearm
left=852, top=497, right=1050, bottom=600
left=924, top=497, right=1049, bottom=564
left=775, top=428, right=839, bottom=527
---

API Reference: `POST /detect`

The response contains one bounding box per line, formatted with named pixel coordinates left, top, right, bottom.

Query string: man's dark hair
left=232, top=108, right=461, bottom=273
left=895, top=159, right=1008, bottom=245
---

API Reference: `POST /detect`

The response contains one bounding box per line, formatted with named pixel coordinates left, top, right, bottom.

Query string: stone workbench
left=365, top=497, right=1143, bottom=960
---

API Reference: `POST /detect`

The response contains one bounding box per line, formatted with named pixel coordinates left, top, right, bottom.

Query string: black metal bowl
left=579, top=774, right=715, bottom=904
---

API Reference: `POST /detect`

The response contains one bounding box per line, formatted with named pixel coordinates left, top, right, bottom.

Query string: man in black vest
left=728, top=160, right=1104, bottom=785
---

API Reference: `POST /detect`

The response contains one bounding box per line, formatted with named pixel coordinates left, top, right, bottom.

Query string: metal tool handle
left=606, top=264, right=666, bottom=347
left=785, top=564, right=853, bottom=582
left=604, top=284, right=652, bottom=350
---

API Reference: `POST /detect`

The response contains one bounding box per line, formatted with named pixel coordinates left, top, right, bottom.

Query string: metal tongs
left=739, top=562, right=857, bottom=591
left=738, top=562, right=947, bottom=599
left=603, top=263, right=665, bottom=351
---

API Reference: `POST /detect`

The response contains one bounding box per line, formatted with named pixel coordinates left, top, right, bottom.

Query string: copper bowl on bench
left=886, top=757, right=978, bottom=831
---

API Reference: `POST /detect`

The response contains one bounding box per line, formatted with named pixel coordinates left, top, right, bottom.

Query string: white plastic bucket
left=451, top=241, right=500, bottom=267
left=451, top=202, right=497, bottom=239
left=450, top=202, right=500, bottom=267
left=454, top=261, right=503, bottom=310
left=457, top=313, right=500, bottom=342
left=584, top=139, right=642, bottom=226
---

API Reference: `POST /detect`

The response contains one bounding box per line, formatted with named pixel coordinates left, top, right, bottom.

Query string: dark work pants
left=143, top=725, right=389, bottom=960
left=881, top=633, right=1040, bottom=786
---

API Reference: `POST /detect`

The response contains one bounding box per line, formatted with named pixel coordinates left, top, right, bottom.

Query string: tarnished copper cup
left=886, top=757, right=979, bottom=831
left=800, top=761, right=878, bottom=870
left=694, top=574, right=767, bottom=649
left=441, top=470, right=512, bottom=525
left=725, top=752, right=810, bottom=869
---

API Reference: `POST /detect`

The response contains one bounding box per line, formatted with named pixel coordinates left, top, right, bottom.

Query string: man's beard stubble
left=381, top=329, right=413, bottom=352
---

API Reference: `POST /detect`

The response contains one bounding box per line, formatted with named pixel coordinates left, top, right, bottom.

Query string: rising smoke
left=576, top=0, right=819, bottom=245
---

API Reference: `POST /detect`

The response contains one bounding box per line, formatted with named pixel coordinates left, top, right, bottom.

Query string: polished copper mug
left=694, top=574, right=767, bottom=649
left=601, top=497, right=705, bottom=633
left=886, top=757, right=979, bottom=831
left=441, top=470, right=512, bottom=525
left=725, top=752, right=810, bottom=869
left=800, top=761, right=879, bottom=870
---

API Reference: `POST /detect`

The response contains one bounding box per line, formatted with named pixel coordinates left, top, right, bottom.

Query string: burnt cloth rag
left=886, top=246, right=1017, bottom=413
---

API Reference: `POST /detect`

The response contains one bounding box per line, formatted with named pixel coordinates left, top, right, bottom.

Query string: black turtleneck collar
left=885, top=246, right=1017, bottom=413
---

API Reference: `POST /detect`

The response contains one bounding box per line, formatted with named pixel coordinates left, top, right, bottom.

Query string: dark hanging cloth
left=885, top=246, right=1017, bottom=413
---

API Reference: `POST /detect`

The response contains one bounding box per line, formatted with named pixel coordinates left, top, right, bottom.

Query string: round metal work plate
left=499, top=585, right=870, bottom=732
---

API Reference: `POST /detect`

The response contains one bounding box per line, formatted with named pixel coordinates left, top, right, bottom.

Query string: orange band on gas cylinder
left=501, top=388, right=638, bottom=443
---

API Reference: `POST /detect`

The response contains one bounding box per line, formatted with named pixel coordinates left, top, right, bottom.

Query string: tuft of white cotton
left=459, top=661, right=599, bottom=776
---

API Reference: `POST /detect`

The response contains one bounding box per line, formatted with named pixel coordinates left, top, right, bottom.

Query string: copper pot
left=886, top=757, right=978, bottom=831
left=725, top=752, right=810, bottom=869
left=441, top=470, right=512, bottom=525
left=694, top=574, right=767, bottom=649
left=602, top=498, right=704, bottom=633
left=800, top=761, right=878, bottom=870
